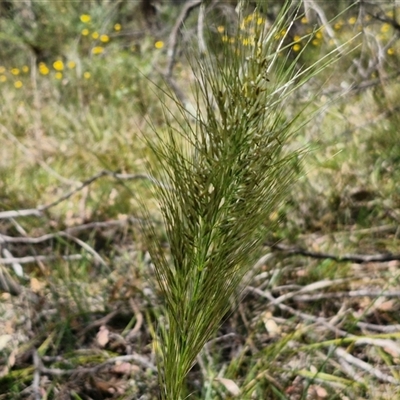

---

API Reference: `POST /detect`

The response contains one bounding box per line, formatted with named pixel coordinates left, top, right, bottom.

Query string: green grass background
left=0, top=1, right=400, bottom=399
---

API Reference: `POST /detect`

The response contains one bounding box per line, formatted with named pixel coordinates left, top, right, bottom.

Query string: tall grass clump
left=144, top=1, right=352, bottom=398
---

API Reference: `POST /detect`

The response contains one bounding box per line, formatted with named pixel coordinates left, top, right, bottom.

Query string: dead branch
left=348, top=71, right=400, bottom=93
left=197, top=2, right=207, bottom=55
left=0, top=230, right=105, bottom=267
left=165, top=0, right=202, bottom=78
left=39, top=170, right=167, bottom=213
left=249, top=284, right=400, bottom=386
left=357, top=322, right=400, bottom=333
left=271, top=279, right=349, bottom=305
left=246, top=286, right=337, bottom=325
left=0, top=254, right=83, bottom=265
left=78, top=310, right=120, bottom=340
left=247, top=285, right=400, bottom=336
left=294, top=290, right=400, bottom=302
left=125, top=298, right=144, bottom=341
left=335, top=347, right=399, bottom=384
left=267, top=242, right=400, bottom=263
left=0, top=209, right=42, bottom=219
left=0, top=264, right=22, bottom=296
left=38, top=353, right=157, bottom=376
left=0, top=170, right=165, bottom=220
left=0, top=218, right=138, bottom=245
left=0, top=218, right=141, bottom=281
left=32, top=351, right=41, bottom=400
left=3, top=248, right=23, bottom=277
left=368, top=11, right=400, bottom=33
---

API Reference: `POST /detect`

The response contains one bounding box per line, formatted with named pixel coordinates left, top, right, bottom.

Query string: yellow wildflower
left=315, top=31, right=323, bottom=39
left=301, top=16, right=308, bottom=24
left=83, top=72, right=91, bottom=79
left=245, top=14, right=254, bottom=23
left=22, top=65, right=29, bottom=73
left=114, top=23, right=122, bottom=31
left=55, top=72, right=63, bottom=80
left=92, top=32, right=99, bottom=39
left=348, top=17, right=357, bottom=25
left=0, top=66, right=5, bottom=74
left=81, top=28, right=90, bottom=36
left=334, top=22, right=342, bottom=30
left=14, top=80, right=23, bottom=88
left=381, top=23, right=390, bottom=33
left=217, top=26, right=225, bottom=33
left=100, top=34, right=110, bottom=43
left=292, top=44, right=301, bottom=52
left=11, top=68, right=20, bottom=75
left=53, top=60, right=64, bottom=71
left=155, top=41, right=164, bottom=49
left=92, top=46, right=104, bottom=55
left=39, top=63, right=50, bottom=75
left=80, top=14, right=91, bottom=23
left=280, top=29, right=287, bottom=37
left=0, top=75, right=6, bottom=82
left=67, top=61, right=76, bottom=69
left=387, top=48, right=395, bottom=56
left=293, top=35, right=301, bottom=42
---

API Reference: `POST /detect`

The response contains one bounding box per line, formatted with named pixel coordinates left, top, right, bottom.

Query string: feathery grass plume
left=143, top=1, right=351, bottom=398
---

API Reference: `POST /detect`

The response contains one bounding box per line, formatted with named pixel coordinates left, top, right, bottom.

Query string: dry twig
left=335, top=347, right=399, bottom=384
left=38, top=353, right=157, bottom=375
left=165, top=0, right=202, bottom=78
left=0, top=254, right=83, bottom=265
left=267, top=242, right=400, bottom=263
left=0, top=170, right=165, bottom=220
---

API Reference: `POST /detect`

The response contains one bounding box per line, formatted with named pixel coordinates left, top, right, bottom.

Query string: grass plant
left=143, top=2, right=355, bottom=398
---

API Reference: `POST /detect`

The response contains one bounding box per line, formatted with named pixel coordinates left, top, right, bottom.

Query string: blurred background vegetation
left=0, top=1, right=400, bottom=399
